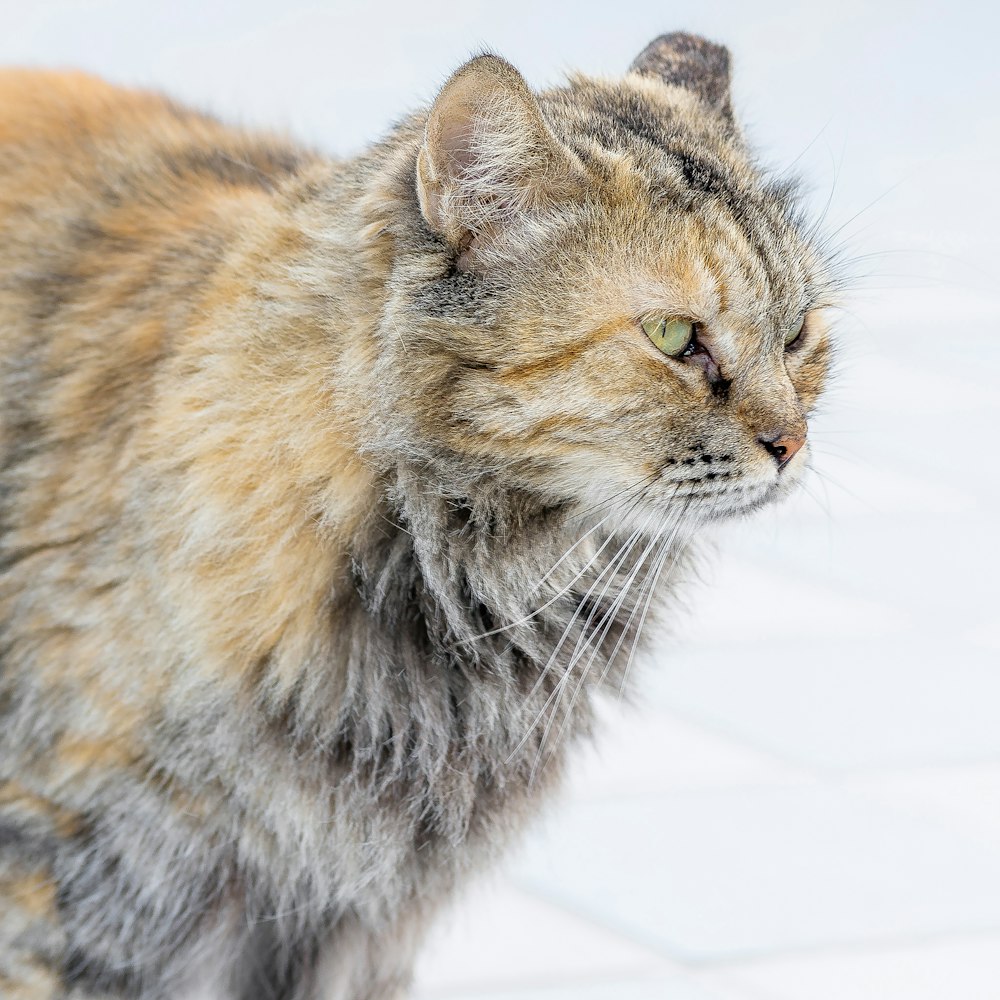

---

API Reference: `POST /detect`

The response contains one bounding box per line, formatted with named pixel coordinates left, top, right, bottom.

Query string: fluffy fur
left=0, top=34, right=834, bottom=999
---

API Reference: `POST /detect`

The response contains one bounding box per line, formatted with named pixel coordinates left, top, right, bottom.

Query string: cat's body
left=0, top=36, right=833, bottom=1000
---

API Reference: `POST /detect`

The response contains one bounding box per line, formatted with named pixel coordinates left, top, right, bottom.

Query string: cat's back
left=0, top=69, right=328, bottom=468
left=0, top=69, right=316, bottom=348
left=0, top=69, right=356, bottom=638
left=0, top=68, right=238, bottom=232
left=0, top=67, right=308, bottom=198
left=0, top=68, right=169, bottom=146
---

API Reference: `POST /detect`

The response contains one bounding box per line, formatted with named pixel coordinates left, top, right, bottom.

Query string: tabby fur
left=0, top=33, right=834, bottom=999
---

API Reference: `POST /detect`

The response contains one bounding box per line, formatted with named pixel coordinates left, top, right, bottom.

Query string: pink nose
left=759, top=432, right=805, bottom=467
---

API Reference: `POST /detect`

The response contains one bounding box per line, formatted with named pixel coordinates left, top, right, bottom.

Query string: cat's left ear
left=629, top=32, right=733, bottom=121
left=416, top=54, right=583, bottom=265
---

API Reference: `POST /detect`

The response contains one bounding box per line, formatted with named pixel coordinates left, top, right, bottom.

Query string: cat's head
left=370, top=33, right=835, bottom=528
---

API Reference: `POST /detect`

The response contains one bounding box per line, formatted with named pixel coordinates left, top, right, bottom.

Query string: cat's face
left=381, top=34, right=833, bottom=528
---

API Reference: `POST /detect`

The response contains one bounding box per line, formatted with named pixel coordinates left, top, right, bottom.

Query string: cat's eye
left=784, top=315, right=805, bottom=348
left=641, top=317, right=696, bottom=357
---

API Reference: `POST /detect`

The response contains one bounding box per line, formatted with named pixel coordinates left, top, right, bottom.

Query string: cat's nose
left=758, top=430, right=806, bottom=467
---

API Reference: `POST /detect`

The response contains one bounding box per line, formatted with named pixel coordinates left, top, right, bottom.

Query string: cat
left=0, top=31, right=834, bottom=1000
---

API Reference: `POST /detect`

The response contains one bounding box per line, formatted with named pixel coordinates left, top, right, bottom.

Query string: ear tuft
left=416, top=54, right=581, bottom=260
left=629, top=32, right=733, bottom=119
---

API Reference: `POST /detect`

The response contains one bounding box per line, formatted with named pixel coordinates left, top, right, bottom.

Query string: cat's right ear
left=416, top=54, right=582, bottom=267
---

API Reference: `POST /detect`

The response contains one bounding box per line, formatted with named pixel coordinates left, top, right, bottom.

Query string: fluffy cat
left=0, top=32, right=834, bottom=1000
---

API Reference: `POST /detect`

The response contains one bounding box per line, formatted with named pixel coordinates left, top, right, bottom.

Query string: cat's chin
left=597, top=467, right=801, bottom=533
left=702, top=488, right=779, bottom=522
left=705, top=463, right=807, bottom=522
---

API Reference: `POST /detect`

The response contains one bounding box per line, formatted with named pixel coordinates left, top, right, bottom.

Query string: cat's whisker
left=506, top=503, right=660, bottom=765
left=547, top=527, right=678, bottom=769
left=807, top=140, right=842, bottom=243
left=614, top=540, right=683, bottom=699
left=563, top=469, right=662, bottom=526
left=807, top=462, right=874, bottom=512
left=546, top=496, right=693, bottom=741
left=518, top=519, right=648, bottom=719
left=796, top=474, right=834, bottom=520
left=807, top=433, right=864, bottom=453
left=782, top=114, right=835, bottom=175
left=616, top=499, right=694, bottom=704
left=527, top=507, right=666, bottom=778
left=593, top=526, right=677, bottom=696
left=823, top=180, right=905, bottom=246
left=529, top=472, right=659, bottom=592
left=462, top=479, right=654, bottom=644
left=564, top=501, right=682, bottom=675
left=459, top=524, right=620, bottom=645
left=537, top=512, right=674, bottom=774
left=553, top=504, right=663, bottom=675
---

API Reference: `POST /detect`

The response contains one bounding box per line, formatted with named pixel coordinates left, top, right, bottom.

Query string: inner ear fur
left=416, top=54, right=583, bottom=255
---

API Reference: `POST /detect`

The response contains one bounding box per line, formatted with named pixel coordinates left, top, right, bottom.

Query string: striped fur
left=0, top=35, right=834, bottom=999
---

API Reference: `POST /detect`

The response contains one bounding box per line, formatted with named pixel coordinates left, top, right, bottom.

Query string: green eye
left=641, top=317, right=695, bottom=357
left=785, top=315, right=805, bottom=348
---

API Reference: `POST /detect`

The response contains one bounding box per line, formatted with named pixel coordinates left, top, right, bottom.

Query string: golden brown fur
left=0, top=35, right=834, bottom=999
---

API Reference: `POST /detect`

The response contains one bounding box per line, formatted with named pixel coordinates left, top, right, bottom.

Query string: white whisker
left=536, top=510, right=675, bottom=774
left=527, top=509, right=664, bottom=780
left=462, top=477, right=654, bottom=644
left=508, top=522, right=647, bottom=764
left=616, top=500, right=693, bottom=702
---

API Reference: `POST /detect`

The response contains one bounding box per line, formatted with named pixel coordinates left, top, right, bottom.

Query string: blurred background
left=4, top=1, right=999, bottom=997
